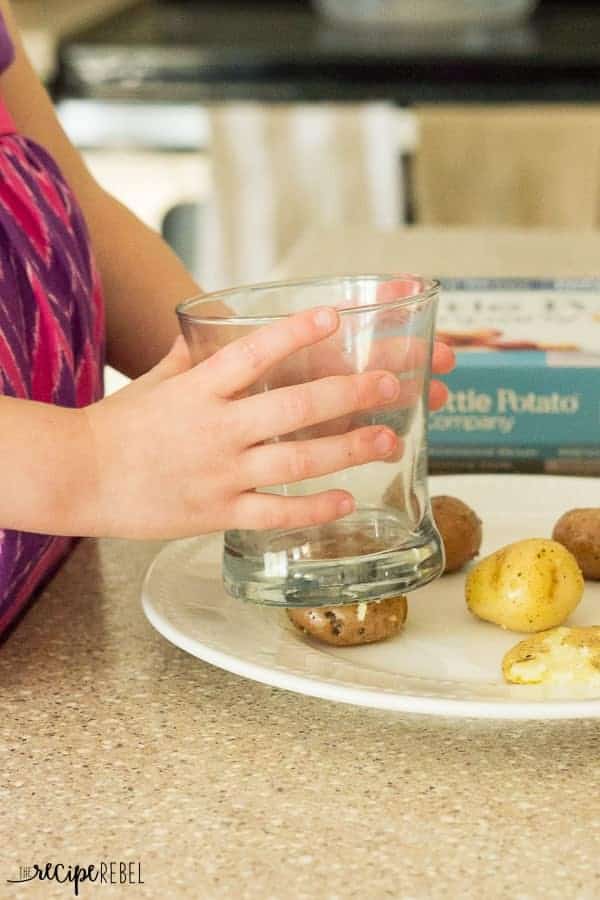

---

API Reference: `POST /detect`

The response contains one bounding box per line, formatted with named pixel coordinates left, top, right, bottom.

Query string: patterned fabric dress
left=0, top=18, right=105, bottom=637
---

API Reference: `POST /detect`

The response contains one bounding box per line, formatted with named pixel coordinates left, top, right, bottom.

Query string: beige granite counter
left=271, top=224, right=600, bottom=281
left=2, top=227, right=600, bottom=899
left=2, top=538, right=600, bottom=900
left=12, top=0, right=139, bottom=81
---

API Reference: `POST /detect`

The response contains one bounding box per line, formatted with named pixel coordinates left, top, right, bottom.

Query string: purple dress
left=0, top=16, right=105, bottom=637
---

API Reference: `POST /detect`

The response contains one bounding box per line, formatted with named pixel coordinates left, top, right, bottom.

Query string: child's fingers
left=375, top=277, right=430, bottom=302
left=239, top=426, right=400, bottom=490
left=428, top=380, right=449, bottom=411
left=367, top=337, right=454, bottom=376
left=228, top=489, right=355, bottom=532
left=197, top=307, right=340, bottom=398
left=366, top=335, right=425, bottom=373
left=231, top=370, right=401, bottom=446
left=432, top=341, right=455, bottom=375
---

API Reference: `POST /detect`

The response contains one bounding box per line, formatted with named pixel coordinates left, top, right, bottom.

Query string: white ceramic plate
left=142, top=474, right=600, bottom=720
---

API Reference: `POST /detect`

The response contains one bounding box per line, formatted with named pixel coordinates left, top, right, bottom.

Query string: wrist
left=0, top=397, right=101, bottom=537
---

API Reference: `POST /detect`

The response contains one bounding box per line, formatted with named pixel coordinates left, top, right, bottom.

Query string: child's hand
left=219, top=309, right=454, bottom=462
left=83, top=307, right=418, bottom=539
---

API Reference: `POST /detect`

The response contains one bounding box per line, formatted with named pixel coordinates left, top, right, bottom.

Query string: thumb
left=142, top=335, right=192, bottom=386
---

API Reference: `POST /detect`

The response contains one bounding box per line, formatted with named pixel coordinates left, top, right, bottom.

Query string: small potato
left=384, top=478, right=482, bottom=575
left=287, top=595, right=407, bottom=647
left=503, top=626, right=600, bottom=686
left=465, top=538, right=584, bottom=633
left=431, top=495, right=482, bottom=574
left=552, top=508, right=600, bottom=580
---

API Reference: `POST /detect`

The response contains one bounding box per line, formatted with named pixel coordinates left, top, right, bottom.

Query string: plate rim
left=142, top=473, right=600, bottom=721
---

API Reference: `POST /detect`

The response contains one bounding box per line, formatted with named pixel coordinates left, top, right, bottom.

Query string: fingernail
left=337, top=496, right=354, bottom=517
left=313, top=307, right=336, bottom=332
left=374, top=429, right=396, bottom=456
left=378, top=374, right=399, bottom=400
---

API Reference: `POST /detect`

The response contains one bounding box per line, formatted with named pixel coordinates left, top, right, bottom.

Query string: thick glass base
left=223, top=509, right=444, bottom=607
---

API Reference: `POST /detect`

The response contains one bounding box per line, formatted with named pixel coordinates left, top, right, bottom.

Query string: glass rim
left=176, top=273, right=440, bottom=326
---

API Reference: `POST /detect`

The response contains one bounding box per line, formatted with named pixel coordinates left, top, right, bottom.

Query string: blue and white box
left=429, top=279, right=600, bottom=473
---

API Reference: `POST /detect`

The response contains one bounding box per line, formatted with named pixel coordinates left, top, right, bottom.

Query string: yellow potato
left=503, top=626, right=600, bottom=685
left=465, top=538, right=584, bottom=633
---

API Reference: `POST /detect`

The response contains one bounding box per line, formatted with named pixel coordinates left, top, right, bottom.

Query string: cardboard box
left=429, top=279, right=600, bottom=474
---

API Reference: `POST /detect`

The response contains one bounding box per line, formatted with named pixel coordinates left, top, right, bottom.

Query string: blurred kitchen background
left=12, top=0, right=600, bottom=388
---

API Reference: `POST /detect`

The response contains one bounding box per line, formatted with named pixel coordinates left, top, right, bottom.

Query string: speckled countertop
left=2, top=538, right=600, bottom=899
left=3, top=228, right=600, bottom=899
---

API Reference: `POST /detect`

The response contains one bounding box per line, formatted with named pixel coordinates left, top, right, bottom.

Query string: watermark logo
left=7, top=861, right=144, bottom=896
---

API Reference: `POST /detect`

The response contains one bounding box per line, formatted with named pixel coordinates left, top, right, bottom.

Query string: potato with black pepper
left=287, top=595, right=407, bottom=646
left=431, top=495, right=482, bottom=574
left=465, top=538, right=584, bottom=633
left=552, top=508, right=600, bottom=580
left=503, top=626, right=600, bottom=686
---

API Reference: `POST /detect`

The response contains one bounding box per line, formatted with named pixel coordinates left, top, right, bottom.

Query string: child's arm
left=0, top=395, right=98, bottom=536
left=0, top=1, right=454, bottom=396
left=0, top=0, right=215, bottom=378
left=0, top=3, right=455, bottom=542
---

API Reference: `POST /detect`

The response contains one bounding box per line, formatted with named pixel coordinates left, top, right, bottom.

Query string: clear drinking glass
left=177, top=275, right=444, bottom=607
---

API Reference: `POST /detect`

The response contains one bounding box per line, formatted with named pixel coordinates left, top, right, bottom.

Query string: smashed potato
left=287, top=595, right=407, bottom=646
left=465, top=538, right=584, bottom=633
left=552, top=508, right=600, bottom=580
left=431, top=495, right=482, bottom=574
left=503, top=626, right=600, bottom=685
